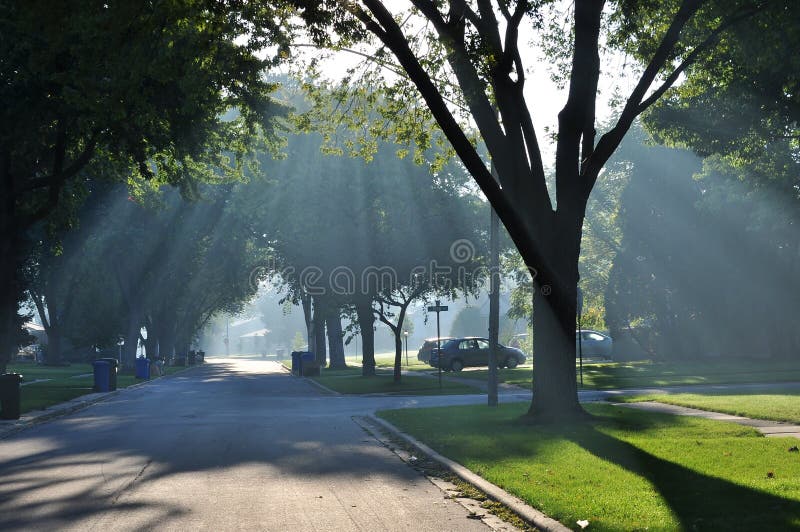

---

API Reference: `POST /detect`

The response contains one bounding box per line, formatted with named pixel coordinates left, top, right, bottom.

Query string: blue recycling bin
left=290, top=351, right=301, bottom=375
left=135, top=357, right=151, bottom=379
left=300, top=351, right=319, bottom=376
left=92, top=360, right=111, bottom=392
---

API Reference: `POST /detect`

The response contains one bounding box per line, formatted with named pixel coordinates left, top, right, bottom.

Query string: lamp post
left=403, top=330, right=409, bottom=366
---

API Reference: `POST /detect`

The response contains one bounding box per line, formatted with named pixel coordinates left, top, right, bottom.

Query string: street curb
left=0, top=364, right=199, bottom=441
left=276, top=361, right=341, bottom=396
left=367, top=415, right=570, bottom=532
left=302, top=377, right=340, bottom=395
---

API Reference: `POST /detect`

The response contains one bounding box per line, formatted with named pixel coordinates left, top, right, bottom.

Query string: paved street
left=0, top=359, right=497, bottom=531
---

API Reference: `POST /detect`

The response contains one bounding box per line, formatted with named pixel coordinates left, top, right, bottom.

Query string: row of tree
left=4, top=1, right=797, bottom=423
left=233, top=113, right=491, bottom=380
left=23, top=182, right=265, bottom=368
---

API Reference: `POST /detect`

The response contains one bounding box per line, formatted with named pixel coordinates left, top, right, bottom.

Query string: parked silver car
left=506, top=331, right=613, bottom=360
left=576, top=330, right=613, bottom=359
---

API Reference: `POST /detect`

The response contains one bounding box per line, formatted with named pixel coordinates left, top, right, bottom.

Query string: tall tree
left=0, top=1, right=288, bottom=371
left=283, top=0, right=783, bottom=420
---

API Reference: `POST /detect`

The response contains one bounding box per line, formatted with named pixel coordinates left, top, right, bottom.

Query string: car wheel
left=505, top=357, right=518, bottom=369
left=450, top=359, right=464, bottom=372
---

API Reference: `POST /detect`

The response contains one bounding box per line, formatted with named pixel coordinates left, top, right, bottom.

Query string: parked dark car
left=416, top=337, right=453, bottom=363
left=429, top=337, right=526, bottom=371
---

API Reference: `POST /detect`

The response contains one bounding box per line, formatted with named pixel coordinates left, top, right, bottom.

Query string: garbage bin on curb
left=0, top=373, right=23, bottom=420
left=188, top=350, right=197, bottom=366
left=300, top=352, right=319, bottom=376
left=92, top=360, right=111, bottom=392
left=97, top=357, right=118, bottom=391
left=135, top=357, right=151, bottom=379
left=198, top=351, right=205, bottom=363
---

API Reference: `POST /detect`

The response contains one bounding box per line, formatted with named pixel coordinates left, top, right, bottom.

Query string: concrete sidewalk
left=616, top=401, right=800, bottom=439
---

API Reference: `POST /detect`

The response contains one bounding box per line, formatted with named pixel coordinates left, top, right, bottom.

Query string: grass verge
left=7, top=362, right=188, bottom=414
left=377, top=402, right=800, bottom=531
left=615, top=390, right=800, bottom=424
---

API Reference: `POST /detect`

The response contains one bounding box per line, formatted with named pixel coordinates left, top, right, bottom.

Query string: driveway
left=0, top=358, right=495, bottom=531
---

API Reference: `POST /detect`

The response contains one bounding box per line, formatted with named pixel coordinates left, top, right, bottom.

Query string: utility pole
left=488, top=122, right=500, bottom=407
left=488, top=206, right=500, bottom=406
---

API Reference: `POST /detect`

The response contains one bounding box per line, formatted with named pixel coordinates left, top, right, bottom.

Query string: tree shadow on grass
left=566, top=421, right=800, bottom=530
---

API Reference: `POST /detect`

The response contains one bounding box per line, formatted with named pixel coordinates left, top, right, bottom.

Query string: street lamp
left=403, top=330, right=409, bottom=366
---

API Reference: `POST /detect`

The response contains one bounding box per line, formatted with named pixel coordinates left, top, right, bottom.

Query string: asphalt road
left=0, top=358, right=499, bottom=531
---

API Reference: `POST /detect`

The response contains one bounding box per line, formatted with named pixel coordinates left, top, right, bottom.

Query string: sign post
left=427, top=300, right=449, bottom=390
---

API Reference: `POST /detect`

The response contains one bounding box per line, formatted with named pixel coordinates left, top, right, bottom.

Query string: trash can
left=0, top=373, right=23, bottom=420
left=97, top=357, right=118, bottom=391
left=198, top=350, right=205, bottom=363
left=300, top=351, right=319, bottom=376
left=135, top=357, right=151, bottom=379
left=290, top=351, right=301, bottom=375
left=92, top=360, right=111, bottom=392
left=188, top=350, right=196, bottom=366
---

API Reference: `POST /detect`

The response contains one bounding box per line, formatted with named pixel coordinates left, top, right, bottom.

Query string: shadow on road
left=0, top=359, right=461, bottom=530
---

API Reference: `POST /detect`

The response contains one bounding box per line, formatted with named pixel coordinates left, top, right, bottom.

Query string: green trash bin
left=0, top=373, right=23, bottom=420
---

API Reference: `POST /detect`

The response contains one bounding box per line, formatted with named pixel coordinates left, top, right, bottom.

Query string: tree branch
left=584, top=0, right=769, bottom=189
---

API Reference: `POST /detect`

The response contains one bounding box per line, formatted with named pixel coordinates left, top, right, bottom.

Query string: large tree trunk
left=156, top=321, right=176, bottom=362
left=391, top=306, right=408, bottom=383
left=312, top=300, right=327, bottom=367
left=143, top=324, right=158, bottom=360
left=300, top=294, right=314, bottom=354
left=0, top=167, right=24, bottom=373
left=526, top=224, right=585, bottom=422
left=0, top=250, right=19, bottom=373
left=122, top=309, right=141, bottom=370
left=355, top=298, right=376, bottom=376
left=46, top=326, right=63, bottom=365
left=326, top=313, right=347, bottom=369
left=392, top=327, right=403, bottom=383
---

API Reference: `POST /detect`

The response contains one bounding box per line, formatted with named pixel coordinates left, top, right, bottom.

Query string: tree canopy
left=273, top=0, right=795, bottom=420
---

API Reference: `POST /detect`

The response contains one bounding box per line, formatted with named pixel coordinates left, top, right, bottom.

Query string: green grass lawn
left=378, top=403, right=800, bottom=531
left=616, top=390, right=800, bottom=424
left=312, top=371, right=482, bottom=395
left=450, top=359, right=800, bottom=390
left=7, top=362, right=188, bottom=414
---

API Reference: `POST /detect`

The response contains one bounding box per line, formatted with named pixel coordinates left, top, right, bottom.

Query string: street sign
left=428, top=305, right=448, bottom=312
